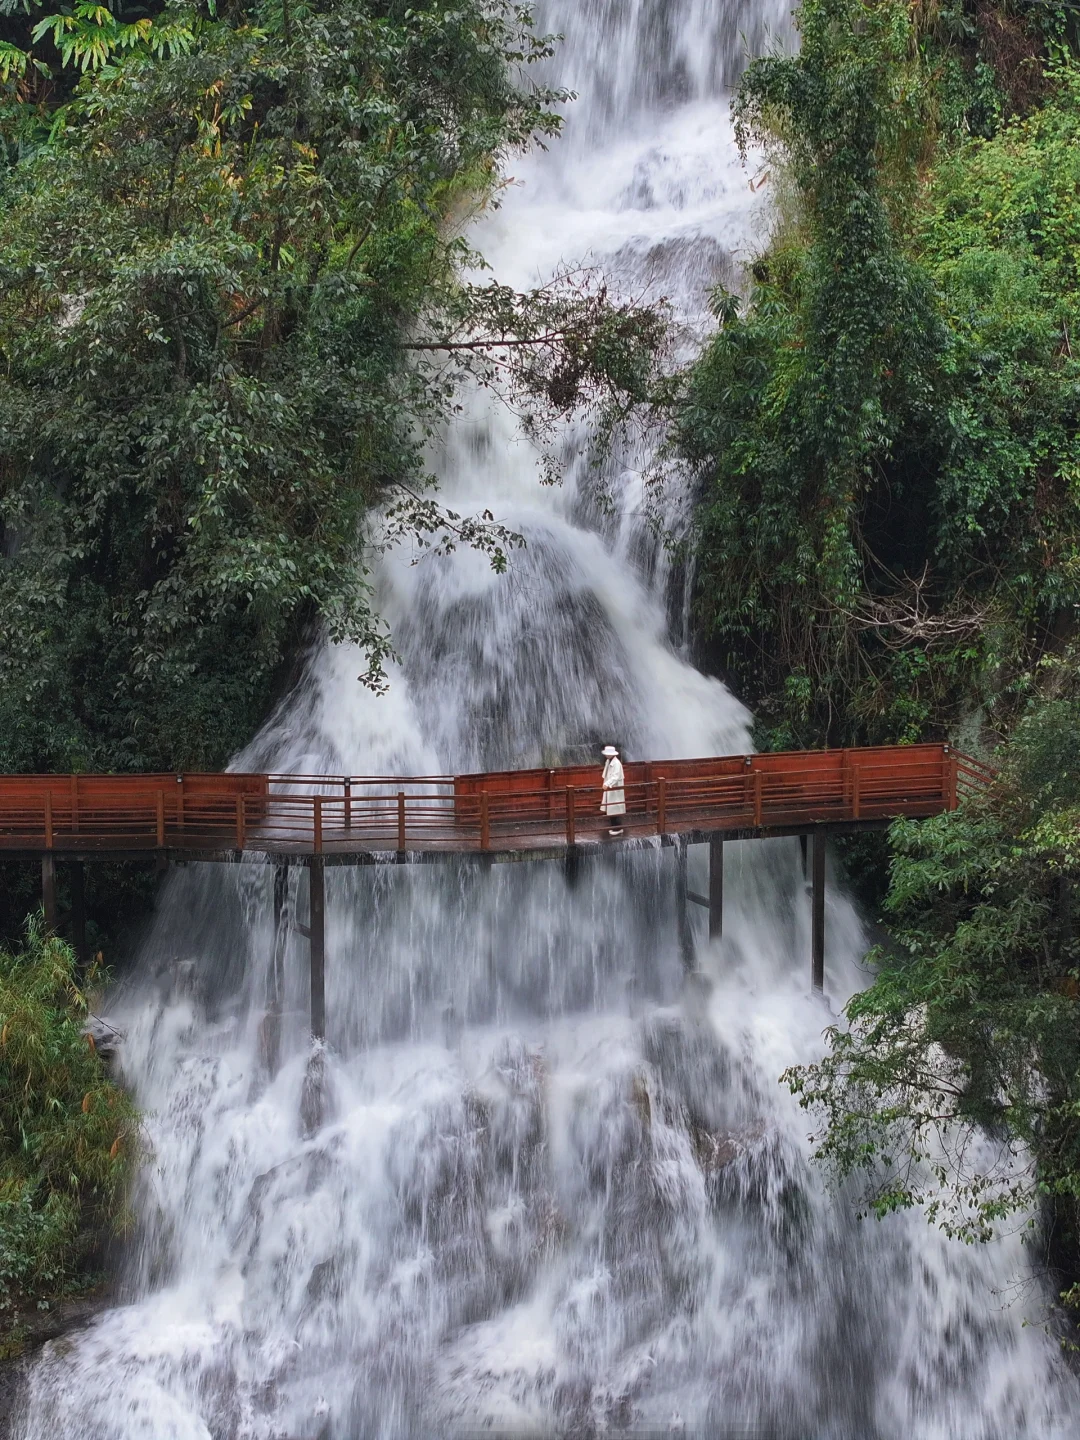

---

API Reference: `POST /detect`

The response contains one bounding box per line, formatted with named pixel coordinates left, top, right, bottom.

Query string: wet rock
left=0, top=1287, right=114, bottom=1438
left=167, top=956, right=207, bottom=1005
left=0, top=1363, right=23, bottom=1438
left=300, top=1042, right=331, bottom=1137
left=681, top=969, right=713, bottom=1006
left=82, top=1014, right=124, bottom=1065
left=689, top=1118, right=767, bottom=1173
left=641, top=1009, right=734, bottom=1136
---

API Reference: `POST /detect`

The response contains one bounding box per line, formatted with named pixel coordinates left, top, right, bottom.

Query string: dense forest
left=4, top=0, right=1080, bottom=1349
left=681, top=0, right=1080, bottom=1325
left=0, top=0, right=660, bottom=937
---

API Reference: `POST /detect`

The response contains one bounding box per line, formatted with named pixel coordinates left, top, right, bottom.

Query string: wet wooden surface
left=0, top=744, right=993, bottom=862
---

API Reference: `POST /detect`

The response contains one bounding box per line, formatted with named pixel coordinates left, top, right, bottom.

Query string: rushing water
left=16, top=2, right=1080, bottom=1437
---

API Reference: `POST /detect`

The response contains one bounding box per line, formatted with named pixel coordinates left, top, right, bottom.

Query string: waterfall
left=15, top=1, right=1080, bottom=1436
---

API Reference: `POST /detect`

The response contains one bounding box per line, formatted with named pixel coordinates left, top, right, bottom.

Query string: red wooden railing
left=0, top=744, right=994, bottom=858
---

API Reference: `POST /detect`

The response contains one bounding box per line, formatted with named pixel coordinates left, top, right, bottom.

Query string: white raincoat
left=601, top=755, right=626, bottom=818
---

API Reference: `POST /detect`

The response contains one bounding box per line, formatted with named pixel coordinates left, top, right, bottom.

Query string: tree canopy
left=682, top=0, right=1080, bottom=753
left=0, top=923, right=138, bottom=1350
left=0, top=0, right=665, bottom=778
left=678, top=0, right=1080, bottom=1319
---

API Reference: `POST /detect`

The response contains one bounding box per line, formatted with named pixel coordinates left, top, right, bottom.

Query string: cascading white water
left=15, top=2, right=1080, bottom=1436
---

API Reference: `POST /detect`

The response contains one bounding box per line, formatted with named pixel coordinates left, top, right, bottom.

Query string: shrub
left=0, top=921, right=138, bottom=1345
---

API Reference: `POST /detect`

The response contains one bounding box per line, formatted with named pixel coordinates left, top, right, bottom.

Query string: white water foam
left=16, top=1, right=1080, bottom=1436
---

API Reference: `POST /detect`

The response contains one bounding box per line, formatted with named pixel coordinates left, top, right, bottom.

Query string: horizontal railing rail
left=0, top=745, right=994, bottom=857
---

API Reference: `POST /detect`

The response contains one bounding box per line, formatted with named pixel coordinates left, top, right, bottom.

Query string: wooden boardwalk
left=0, top=743, right=990, bottom=862
left=0, top=743, right=993, bottom=1025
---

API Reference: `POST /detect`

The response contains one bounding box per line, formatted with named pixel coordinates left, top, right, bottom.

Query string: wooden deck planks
left=0, top=744, right=992, bottom=863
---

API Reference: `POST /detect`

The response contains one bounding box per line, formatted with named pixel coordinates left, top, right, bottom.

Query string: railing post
left=945, top=744, right=958, bottom=811
left=156, top=789, right=166, bottom=848
left=398, top=791, right=407, bottom=853
left=176, top=774, right=185, bottom=829
left=753, top=769, right=763, bottom=827
left=44, top=791, right=53, bottom=851
left=743, top=755, right=753, bottom=819
left=565, top=786, right=576, bottom=846
left=657, top=777, right=667, bottom=833
left=235, top=793, right=246, bottom=851
left=344, top=777, right=352, bottom=831
left=71, top=776, right=79, bottom=836
left=840, top=749, right=849, bottom=817
left=479, top=791, right=490, bottom=851
left=313, top=796, right=323, bottom=855
left=852, top=766, right=861, bottom=821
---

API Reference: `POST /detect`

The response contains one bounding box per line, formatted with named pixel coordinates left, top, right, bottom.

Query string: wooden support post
left=344, top=777, right=352, bottom=831
left=479, top=791, right=489, bottom=852
left=272, top=863, right=288, bottom=1004
left=156, top=789, right=166, bottom=848
left=675, top=836, right=694, bottom=971
left=565, top=786, right=576, bottom=846
left=260, top=862, right=289, bottom=1076
left=563, top=845, right=582, bottom=889
left=398, top=791, right=407, bottom=853
left=69, top=861, right=88, bottom=969
left=708, top=837, right=724, bottom=941
left=235, top=793, right=246, bottom=851
left=41, top=853, right=57, bottom=934
left=657, top=777, right=667, bottom=833
left=308, top=858, right=325, bottom=1042
left=811, top=829, right=826, bottom=992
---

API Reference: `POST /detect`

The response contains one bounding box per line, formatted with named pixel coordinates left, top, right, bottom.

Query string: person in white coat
left=601, top=744, right=625, bottom=836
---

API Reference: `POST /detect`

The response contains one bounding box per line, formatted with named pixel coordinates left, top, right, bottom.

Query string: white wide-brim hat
left=602, top=745, right=619, bottom=756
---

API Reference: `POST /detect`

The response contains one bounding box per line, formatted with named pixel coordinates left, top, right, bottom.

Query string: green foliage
left=919, top=61, right=1080, bottom=615
left=0, top=921, right=138, bottom=1341
left=0, top=0, right=665, bottom=791
left=683, top=0, right=1080, bottom=749
left=678, top=0, right=1080, bottom=1297
left=785, top=663, right=1080, bottom=1298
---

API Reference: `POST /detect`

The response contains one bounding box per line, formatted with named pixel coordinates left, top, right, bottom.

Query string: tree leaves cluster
left=785, top=658, right=1080, bottom=1309
left=0, top=922, right=138, bottom=1350
left=675, top=0, right=1080, bottom=1301
left=0, top=0, right=668, bottom=789
left=681, top=0, right=1080, bottom=752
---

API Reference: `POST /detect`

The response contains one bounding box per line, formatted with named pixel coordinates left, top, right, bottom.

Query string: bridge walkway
left=0, top=744, right=993, bottom=1030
